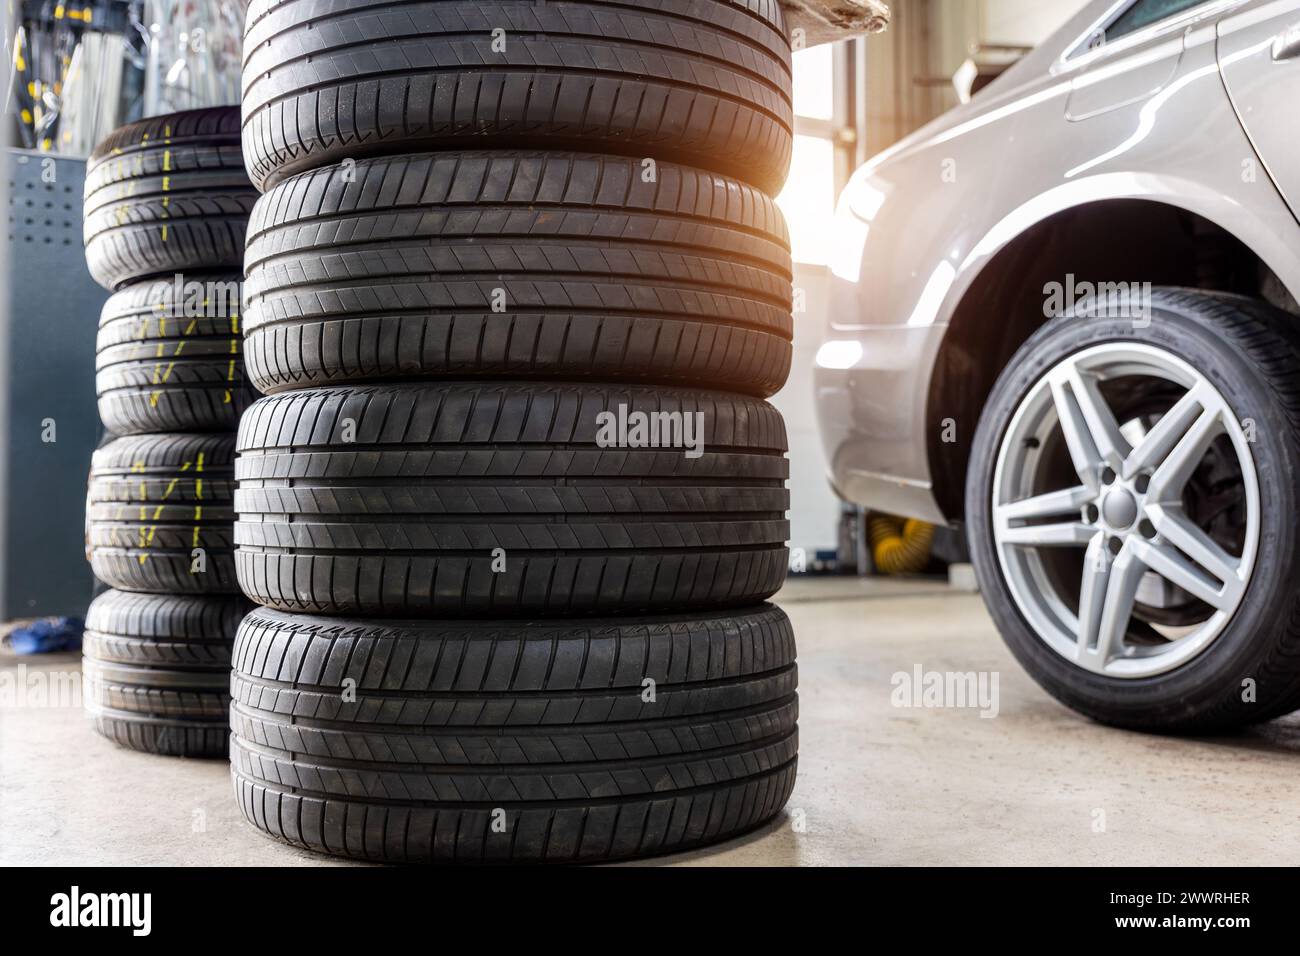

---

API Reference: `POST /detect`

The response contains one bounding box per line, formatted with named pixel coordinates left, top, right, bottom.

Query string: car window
left=1104, top=0, right=1214, bottom=42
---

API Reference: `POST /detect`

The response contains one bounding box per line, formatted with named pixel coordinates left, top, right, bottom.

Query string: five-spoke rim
left=992, top=343, right=1259, bottom=679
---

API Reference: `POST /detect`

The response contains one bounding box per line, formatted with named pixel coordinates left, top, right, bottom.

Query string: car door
left=1217, top=0, right=1300, bottom=219
left=1063, top=0, right=1221, bottom=120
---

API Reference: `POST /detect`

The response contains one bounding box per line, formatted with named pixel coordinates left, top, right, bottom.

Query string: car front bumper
left=814, top=322, right=948, bottom=524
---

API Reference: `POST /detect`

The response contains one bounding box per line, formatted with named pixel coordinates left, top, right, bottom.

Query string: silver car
left=817, top=0, right=1300, bottom=731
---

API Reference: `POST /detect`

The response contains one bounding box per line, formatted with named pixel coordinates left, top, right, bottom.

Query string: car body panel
left=818, top=0, right=1300, bottom=525
left=1065, top=26, right=1184, bottom=120
left=1217, top=0, right=1300, bottom=218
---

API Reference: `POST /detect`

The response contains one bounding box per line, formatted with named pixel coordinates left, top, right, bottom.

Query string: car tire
left=243, top=151, right=793, bottom=398
left=235, top=382, right=790, bottom=616
left=96, top=275, right=255, bottom=434
left=88, top=433, right=239, bottom=594
left=230, top=604, right=798, bottom=863
left=83, top=107, right=257, bottom=290
left=967, top=289, right=1300, bottom=732
left=83, top=590, right=248, bottom=757
left=240, top=0, right=794, bottom=194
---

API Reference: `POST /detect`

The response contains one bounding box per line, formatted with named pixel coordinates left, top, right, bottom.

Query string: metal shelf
left=1, top=148, right=105, bottom=619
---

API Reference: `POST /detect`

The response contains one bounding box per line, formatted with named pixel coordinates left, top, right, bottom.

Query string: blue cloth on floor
left=7, top=617, right=83, bottom=654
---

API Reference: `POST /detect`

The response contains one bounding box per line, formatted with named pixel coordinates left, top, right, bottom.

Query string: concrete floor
left=4, top=576, right=1300, bottom=866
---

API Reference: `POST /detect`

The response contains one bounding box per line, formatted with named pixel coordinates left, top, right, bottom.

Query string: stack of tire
left=230, top=0, right=800, bottom=862
left=81, top=107, right=258, bottom=757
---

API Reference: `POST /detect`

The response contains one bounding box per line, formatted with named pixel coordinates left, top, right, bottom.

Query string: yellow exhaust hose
left=867, top=514, right=934, bottom=575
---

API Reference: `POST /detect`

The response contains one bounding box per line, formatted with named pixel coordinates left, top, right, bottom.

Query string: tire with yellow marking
left=87, top=433, right=238, bottom=594
left=83, top=107, right=256, bottom=290
left=96, top=275, right=255, bottom=435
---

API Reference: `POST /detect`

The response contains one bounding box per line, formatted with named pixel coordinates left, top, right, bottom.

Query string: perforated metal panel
left=1, top=149, right=105, bottom=619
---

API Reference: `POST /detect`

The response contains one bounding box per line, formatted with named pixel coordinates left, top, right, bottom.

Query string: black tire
left=230, top=604, right=798, bottom=863
left=83, top=107, right=257, bottom=290
left=96, top=275, right=256, bottom=435
left=967, top=289, right=1300, bottom=732
left=241, top=0, right=793, bottom=194
left=83, top=589, right=248, bottom=757
left=235, top=382, right=789, bottom=616
left=88, top=433, right=240, bottom=594
left=244, top=152, right=793, bottom=397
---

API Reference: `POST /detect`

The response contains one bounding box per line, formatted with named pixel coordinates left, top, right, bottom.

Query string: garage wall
left=769, top=265, right=838, bottom=560
left=977, top=0, right=1093, bottom=48
left=860, top=0, right=1093, bottom=155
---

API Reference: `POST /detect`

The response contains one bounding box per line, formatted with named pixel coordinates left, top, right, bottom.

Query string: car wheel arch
left=927, top=196, right=1287, bottom=522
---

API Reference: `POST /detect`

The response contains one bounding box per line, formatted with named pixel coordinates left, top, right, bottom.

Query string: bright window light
left=791, top=44, right=834, bottom=120
left=777, top=135, right=836, bottom=266
left=778, top=46, right=838, bottom=266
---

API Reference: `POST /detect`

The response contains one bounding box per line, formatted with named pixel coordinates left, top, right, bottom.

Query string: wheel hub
left=1100, top=486, right=1139, bottom=531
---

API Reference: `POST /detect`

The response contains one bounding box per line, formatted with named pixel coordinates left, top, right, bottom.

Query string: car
left=816, top=0, right=1300, bottom=731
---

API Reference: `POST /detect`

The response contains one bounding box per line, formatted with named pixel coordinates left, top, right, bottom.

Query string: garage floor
left=4, top=576, right=1300, bottom=866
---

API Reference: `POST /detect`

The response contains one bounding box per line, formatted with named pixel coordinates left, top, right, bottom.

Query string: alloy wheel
left=992, top=343, right=1258, bottom=678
